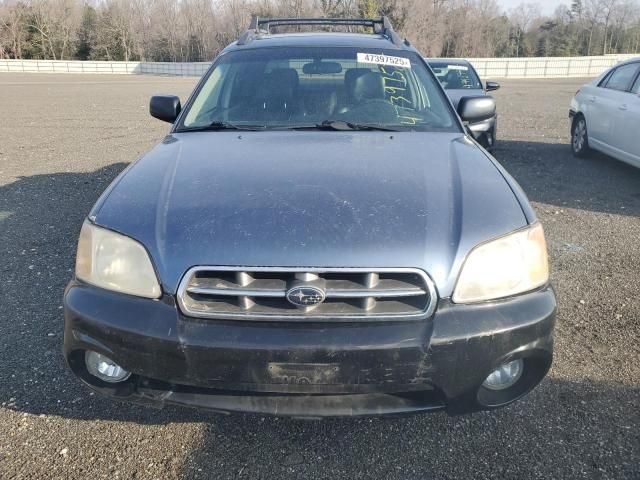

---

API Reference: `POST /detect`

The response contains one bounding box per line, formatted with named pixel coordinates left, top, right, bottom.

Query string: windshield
left=178, top=47, right=460, bottom=132
left=428, top=62, right=482, bottom=90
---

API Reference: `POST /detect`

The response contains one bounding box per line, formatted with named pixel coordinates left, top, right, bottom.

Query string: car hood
left=444, top=89, right=485, bottom=107
left=92, top=131, right=528, bottom=296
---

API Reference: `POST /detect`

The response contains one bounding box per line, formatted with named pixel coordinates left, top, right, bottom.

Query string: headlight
left=75, top=221, right=161, bottom=298
left=453, top=223, right=549, bottom=303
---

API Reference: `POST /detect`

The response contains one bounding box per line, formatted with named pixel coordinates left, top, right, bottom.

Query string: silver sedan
left=570, top=58, right=640, bottom=168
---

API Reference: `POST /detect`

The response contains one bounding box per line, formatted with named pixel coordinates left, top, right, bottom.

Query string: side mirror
left=457, top=96, right=496, bottom=124
left=150, top=95, right=181, bottom=123
left=485, top=81, right=500, bottom=92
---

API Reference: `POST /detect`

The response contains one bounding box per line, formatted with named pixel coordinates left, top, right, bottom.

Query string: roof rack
left=237, top=16, right=407, bottom=47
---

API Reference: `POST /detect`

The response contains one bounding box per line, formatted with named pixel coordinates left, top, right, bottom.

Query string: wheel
left=475, top=128, right=495, bottom=151
left=485, top=122, right=497, bottom=150
left=474, top=119, right=497, bottom=151
left=571, top=115, right=590, bottom=157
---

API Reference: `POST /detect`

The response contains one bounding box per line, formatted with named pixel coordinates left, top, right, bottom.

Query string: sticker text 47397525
left=357, top=53, right=411, bottom=69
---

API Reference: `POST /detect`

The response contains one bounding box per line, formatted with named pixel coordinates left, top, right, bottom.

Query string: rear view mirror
left=150, top=95, right=181, bottom=123
left=302, top=61, right=343, bottom=75
left=485, top=81, right=500, bottom=92
left=457, top=96, right=496, bottom=124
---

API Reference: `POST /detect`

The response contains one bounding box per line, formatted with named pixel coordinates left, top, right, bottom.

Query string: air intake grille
left=177, top=267, right=437, bottom=321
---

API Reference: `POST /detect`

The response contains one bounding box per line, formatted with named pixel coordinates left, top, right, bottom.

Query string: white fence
left=467, top=54, right=638, bottom=79
left=0, top=59, right=210, bottom=76
left=0, top=54, right=637, bottom=78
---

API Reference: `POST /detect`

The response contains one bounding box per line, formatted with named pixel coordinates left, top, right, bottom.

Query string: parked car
left=63, top=17, right=555, bottom=418
left=570, top=57, right=640, bottom=168
left=426, top=58, right=500, bottom=149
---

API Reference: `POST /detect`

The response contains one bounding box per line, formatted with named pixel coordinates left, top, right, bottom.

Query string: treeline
left=1, top=0, right=639, bottom=61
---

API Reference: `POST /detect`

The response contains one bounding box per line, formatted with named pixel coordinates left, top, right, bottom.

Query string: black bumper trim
left=63, top=282, right=556, bottom=416
left=135, top=382, right=445, bottom=418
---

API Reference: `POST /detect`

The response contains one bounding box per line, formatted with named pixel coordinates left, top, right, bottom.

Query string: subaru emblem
left=286, top=286, right=326, bottom=307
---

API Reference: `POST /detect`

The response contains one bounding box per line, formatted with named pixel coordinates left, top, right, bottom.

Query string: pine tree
left=76, top=5, right=97, bottom=60
left=357, top=0, right=379, bottom=19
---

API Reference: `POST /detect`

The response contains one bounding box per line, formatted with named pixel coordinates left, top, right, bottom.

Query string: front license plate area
left=267, top=363, right=340, bottom=385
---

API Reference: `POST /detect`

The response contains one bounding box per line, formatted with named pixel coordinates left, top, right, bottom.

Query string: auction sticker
left=357, top=53, right=411, bottom=69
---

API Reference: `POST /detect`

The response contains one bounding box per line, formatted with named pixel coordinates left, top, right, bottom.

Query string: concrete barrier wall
left=466, top=54, right=638, bottom=79
left=0, top=59, right=210, bottom=76
left=0, top=54, right=637, bottom=78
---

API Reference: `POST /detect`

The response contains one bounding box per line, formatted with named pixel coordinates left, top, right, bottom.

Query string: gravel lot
left=0, top=73, right=638, bottom=480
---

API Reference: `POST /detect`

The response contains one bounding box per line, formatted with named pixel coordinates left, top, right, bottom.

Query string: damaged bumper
left=63, top=282, right=555, bottom=417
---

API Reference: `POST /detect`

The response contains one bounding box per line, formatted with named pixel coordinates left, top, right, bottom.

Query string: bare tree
left=317, top=0, right=350, bottom=16
left=601, top=0, right=618, bottom=53
left=0, top=1, right=28, bottom=58
left=0, top=0, right=638, bottom=61
left=509, top=3, right=541, bottom=56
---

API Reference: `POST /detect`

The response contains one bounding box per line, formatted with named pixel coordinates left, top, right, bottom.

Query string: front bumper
left=468, top=114, right=497, bottom=148
left=63, top=282, right=555, bottom=417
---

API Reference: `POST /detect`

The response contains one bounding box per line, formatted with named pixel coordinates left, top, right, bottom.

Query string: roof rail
left=237, top=16, right=406, bottom=47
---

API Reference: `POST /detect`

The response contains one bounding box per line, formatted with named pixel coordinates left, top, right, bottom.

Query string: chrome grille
left=177, top=267, right=437, bottom=321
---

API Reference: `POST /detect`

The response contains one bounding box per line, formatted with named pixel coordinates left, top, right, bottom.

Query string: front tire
left=571, top=115, right=590, bottom=157
left=475, top=125, right=496, bottom=151
left=486, top=122, right=497, bottom=150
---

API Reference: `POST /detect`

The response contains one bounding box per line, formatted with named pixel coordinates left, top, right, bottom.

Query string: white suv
left=570, top=58, right=640, bottom=168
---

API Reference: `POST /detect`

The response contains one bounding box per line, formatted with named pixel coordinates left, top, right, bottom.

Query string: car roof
left=616, top=56, right=640, bottom=67
left=590, top=57, right=640, bottom=85
left=222, top=33, right=418, bottom=55
left=425, top=58, right=471, bottom=65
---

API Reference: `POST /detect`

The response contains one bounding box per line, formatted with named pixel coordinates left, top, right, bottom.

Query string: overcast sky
left=497, top=0, right=571, bottom=15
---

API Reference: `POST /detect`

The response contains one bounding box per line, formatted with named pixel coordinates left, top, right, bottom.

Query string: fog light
left=483, top=359, right=523, bottom=391
left=85, top=351, right=130, bottom=383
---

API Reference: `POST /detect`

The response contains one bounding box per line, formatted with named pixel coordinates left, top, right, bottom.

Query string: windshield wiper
left=180, top=121, right=267, bottom=132
left=182, top=120, right=400, bottom=132
left=314, top=120, right=399, bottom=132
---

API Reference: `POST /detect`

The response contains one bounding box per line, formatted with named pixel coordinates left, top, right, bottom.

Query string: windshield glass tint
left=428, top=62, right=482, bottom=90
left=179, top=47, right=459, bottom=132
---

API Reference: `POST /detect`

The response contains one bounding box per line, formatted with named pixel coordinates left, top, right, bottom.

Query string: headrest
left=259, top=68, right=300, bottom=100
left=344, top=68, right=373, bottom=98
left=265, top=68, right=299, bottom=89
left=351, top=72, right=385, bottom=103
left=345, top=68, right=372, bottom=86
left=445, top=70, right=463, bottom=89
